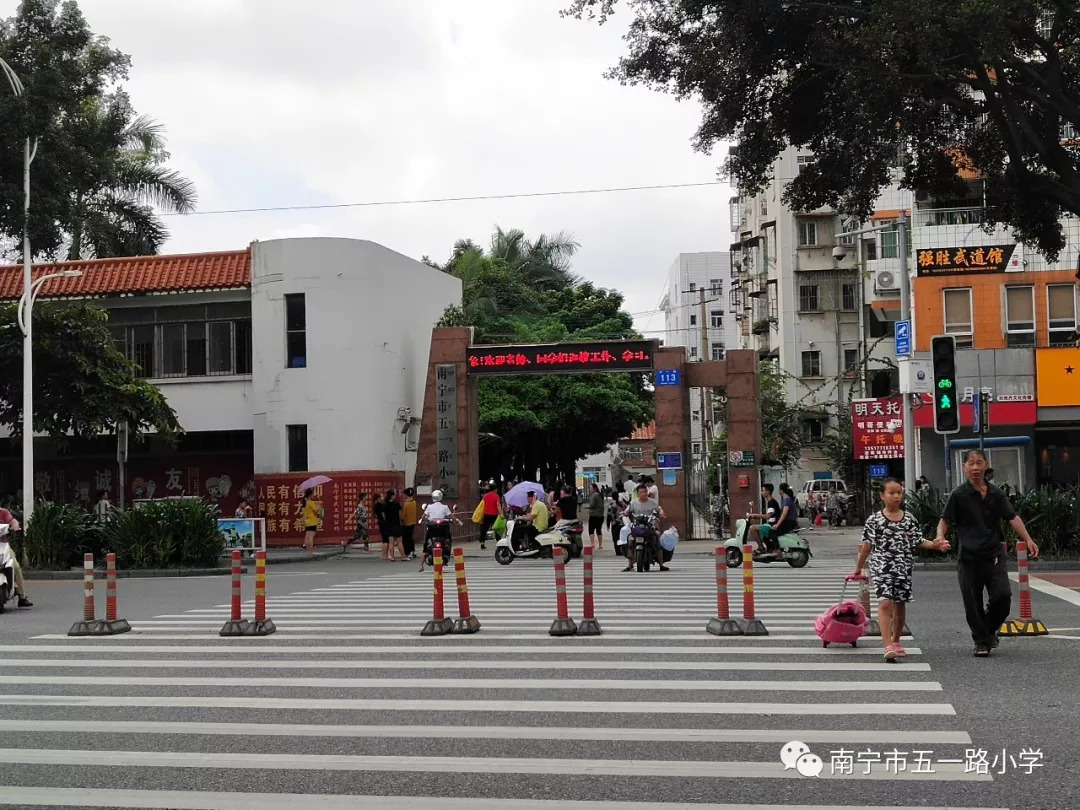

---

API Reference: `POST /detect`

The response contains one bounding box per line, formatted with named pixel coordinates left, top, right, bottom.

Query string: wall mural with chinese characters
left=851, top=397, right=905, bottom=460
left=466, top=341, right=655, bottom=375
left=915, top=244, right=1017, bottom=277
left=0, top=456, right=255, bottom=517
left=255, top=471, right=406, bottom=546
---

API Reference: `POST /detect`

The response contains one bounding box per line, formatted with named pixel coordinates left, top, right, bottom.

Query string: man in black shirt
left=748, top=484, right=781, bottom=554
left=556, top=486, right=579, bottom=522
left=936, top=449, right=1039, bottom=657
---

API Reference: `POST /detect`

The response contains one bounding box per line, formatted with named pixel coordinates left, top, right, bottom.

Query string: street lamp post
left=17, top=270, right=83, bottom=539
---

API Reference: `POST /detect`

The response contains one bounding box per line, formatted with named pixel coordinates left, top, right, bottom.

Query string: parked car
left=796, top=479, right=848, bottom=517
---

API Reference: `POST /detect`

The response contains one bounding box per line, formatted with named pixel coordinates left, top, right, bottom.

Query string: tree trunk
left=67, top=194, right=85, bottom=261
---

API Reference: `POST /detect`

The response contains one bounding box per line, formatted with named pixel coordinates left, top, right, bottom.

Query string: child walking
left=853, top=478, right=951, bottom=662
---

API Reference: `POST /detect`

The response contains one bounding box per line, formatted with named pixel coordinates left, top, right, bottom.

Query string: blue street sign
left=656, top=452, right=683, bottom=470
left=972, top=392, right=981, bottom=434
left=869, top=464, right=888, bottom=478
left=656, top=369, right=681, bottom=386
left=894, top=320, right=912, bottom=357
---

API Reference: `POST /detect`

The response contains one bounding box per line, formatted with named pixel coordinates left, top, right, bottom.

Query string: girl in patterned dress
left=853, top=478, right=951, bottom=662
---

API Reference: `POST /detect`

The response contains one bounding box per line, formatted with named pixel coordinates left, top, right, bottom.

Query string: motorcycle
left=495, top=517, right=578, bottom=565
left=828, top=492, right=857, bottom=527
left=0, top=525, right=17, bottom=613
left=422, top=507, right=461, bottom=567
left=629, top=513, right=660, bottom=572
left=727, top=502, right=812, bottom=569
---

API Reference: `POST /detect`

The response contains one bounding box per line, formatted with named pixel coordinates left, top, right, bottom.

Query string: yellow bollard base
left=999, top=618, right=1048, bottom=637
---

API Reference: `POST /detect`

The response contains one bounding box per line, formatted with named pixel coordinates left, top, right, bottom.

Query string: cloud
left=53, top=0, right=733, bottom=331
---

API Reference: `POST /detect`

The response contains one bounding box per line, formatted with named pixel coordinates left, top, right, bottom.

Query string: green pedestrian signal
left=931, top=335, right=959, bottom=434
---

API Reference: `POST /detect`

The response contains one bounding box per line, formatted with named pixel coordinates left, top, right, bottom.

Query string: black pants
left=957, top=554, right=1012, bottom=646
left=402, top=525, right=415, bottom=556
left=480, top=514, right=497, bottom=544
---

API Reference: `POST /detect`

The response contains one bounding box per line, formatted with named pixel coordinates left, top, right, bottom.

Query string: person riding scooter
left=622, top=483, right=669, bottom=572
left=0, top=508, right=31, bottom=608
left=747, top=483, right=781, bottom=556
left=418, top=490, right=453, bottom=572
left=514, top=490, right=549, bottom=553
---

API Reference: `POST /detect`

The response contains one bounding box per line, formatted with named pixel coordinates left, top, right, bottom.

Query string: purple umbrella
left=299, top=474, right=332, bottom=492
left=505, top=481, right=546, bottom=510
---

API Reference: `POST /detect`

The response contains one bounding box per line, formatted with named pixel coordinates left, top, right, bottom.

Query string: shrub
left=101, top=499, right=224, bottom=570
left=24, top=503, right=94, bottom=570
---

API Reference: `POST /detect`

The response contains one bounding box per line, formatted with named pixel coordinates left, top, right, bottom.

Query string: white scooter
left=495, top=516, right=582, bottom=565
left=0, top=524, right=17, bottom=613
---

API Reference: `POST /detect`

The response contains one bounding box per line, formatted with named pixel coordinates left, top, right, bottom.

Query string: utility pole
left=898, top=210, right=916, bottom=492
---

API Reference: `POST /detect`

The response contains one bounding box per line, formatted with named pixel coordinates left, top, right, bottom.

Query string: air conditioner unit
left=874, top=269, right=900, bottom=293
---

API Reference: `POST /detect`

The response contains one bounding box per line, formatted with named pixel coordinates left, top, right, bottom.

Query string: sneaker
left=17, top=597, right=32, bottom=608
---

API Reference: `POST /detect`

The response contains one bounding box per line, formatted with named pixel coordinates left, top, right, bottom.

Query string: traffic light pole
left=898, top=211, right=916, bottom=492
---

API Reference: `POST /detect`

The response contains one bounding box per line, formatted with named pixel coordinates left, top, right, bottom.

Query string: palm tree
left=488, top=227, right=580, bottom=291
left=64, top=100, right=196, bottom=260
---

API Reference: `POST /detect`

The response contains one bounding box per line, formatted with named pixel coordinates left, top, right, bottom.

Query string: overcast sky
left=22, top=0, right=734, bottom=336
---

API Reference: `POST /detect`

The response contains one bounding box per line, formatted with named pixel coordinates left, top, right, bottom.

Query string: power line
left=161, top=181, right=725, bottom=218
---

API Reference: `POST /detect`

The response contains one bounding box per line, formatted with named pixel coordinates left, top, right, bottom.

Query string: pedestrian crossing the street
left=3, top=554, right=1009, bottom=809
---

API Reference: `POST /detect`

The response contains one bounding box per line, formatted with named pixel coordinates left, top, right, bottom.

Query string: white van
left=796, top=479, right=847, bottom=516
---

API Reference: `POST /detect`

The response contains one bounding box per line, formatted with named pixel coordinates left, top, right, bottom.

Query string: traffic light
left=932, top=335, right=960, bottom=434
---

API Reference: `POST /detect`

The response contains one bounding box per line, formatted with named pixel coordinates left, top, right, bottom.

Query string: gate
left=687, top=465, right=725, bottom=541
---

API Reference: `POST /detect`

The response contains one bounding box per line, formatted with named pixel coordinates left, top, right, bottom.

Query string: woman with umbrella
left=298, top=475, right=331, bottom=558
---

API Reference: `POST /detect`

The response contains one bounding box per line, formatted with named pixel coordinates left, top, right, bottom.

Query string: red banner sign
left=254, top=470, right=405, bottom=546
left=466, top=341, right=655, bottom=375
left=852, top=397, right=904, bottom=460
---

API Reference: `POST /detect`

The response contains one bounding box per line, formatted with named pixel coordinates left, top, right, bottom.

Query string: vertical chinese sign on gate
left=852, top=397, right=904, bottom=460
left=435, top=364, right=459, bottom=499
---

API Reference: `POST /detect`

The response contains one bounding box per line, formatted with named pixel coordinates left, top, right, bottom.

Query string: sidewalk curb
left=265, top=547, right=346, bottom=565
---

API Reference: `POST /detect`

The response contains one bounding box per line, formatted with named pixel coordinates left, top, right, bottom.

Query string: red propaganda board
left=852, top=397, right=904, bottom=460
left=254, top=470, right=405, bottom=547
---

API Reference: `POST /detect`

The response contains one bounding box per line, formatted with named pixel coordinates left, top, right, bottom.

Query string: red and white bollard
left=549, top=547, right=577, bottom=636
left=576, top=545, right=601, bottom=636
left=451, top=546, right=481, bottom=634
left=422, top=543, right=453, bottom=636
left=1000, top=540, right=1048, bottom=636
left=739, top=543, right=768, bottom=636
left=220, top=549, right=249, bottom=636
left=707, top=544, right=742, bottom=636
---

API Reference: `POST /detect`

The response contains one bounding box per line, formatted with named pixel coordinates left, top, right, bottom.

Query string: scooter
left=0, top=524, right=17, bottom=613
left=828, top=492, right=857, bottom=527
left=628, top=514, right=660, bottom=572
left=727, top=502, right=812, bottom=569
left=495, top=516, right=577, bottom=565
left=422, top=507, right=461, bottom=567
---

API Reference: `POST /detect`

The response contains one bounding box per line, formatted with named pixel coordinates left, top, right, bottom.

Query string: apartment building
left=657, top=252, right=739, bottom=465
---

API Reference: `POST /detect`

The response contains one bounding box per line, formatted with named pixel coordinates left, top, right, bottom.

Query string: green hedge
left=24, top=503, right=97, bottom=569
left=100, top=499, right=224, bottom=569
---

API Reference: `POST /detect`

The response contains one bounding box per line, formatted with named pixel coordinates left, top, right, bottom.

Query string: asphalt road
left=1, top=539, right=1078, bottom=810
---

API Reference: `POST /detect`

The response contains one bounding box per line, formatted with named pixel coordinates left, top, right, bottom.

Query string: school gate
left=413, top=327, right=762, bottom=542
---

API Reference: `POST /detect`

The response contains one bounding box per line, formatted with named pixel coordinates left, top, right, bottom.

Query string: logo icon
left=781, top=741, right=824, bottom=778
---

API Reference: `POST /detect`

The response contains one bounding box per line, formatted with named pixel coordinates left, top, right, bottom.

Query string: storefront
left=1033, top=347, right=1080, bottom=488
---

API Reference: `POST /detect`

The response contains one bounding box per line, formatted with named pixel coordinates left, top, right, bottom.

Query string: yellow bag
left=472, top=501, right=485, bottom=524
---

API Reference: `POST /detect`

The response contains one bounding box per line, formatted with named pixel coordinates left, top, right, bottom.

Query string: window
left=863, top=238, right=877, bottom=261
left=692, top=442, right=702, bottom=456
left=186, top=321, right=207, bottom=377
left=287, top=424, right=308, bottom=473
left=688, top=282, right=697, bottom=292
left=799, top=284, right=820, bottom=312
left=943, top=288, right=974, bottom=348
left=1005, top=286, right=1035, bottom=347
left=881, top=227, right=899, bottom=259
left=759, top=198, right=768, bottom=216
left=234, top=320, right=253, bottom=375
left=1048, top=284, right=1078, bottom=345
left=160, top=324, right=185, bottom=377
left=621, top=445, right=644, bottom=462
left=688, top=346, right=698, bottom=359
left=767, top=281, right=779, bottom=321
left=285, top=294, right=307, bottom=369
left=711, top=343, right=725, bottom=361
left=689, top=314, right=697, bottom=326
left=131, top=325, right=155, bottom=378
left=797, top=220, right=818, bottom=247
left=797, top=154, right=817, bottom=173
left=582, top=466, right=604, bottom=485
left=801, top=350, right=822, bottom=377
left=803, top=419, right=825, bottom=444
left=842, top=283, right=857, bottom=311
left=710, top=310, right=724, bottom=329
left=709, top=278, right=722, bottom=294
left=844, top=348, right=858, bottom=375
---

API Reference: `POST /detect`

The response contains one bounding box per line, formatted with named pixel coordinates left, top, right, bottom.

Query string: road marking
left=0, top=719, right=967, bottom=743
left=0, top=788, right=1004, bottom=809
left=0, top=749, right=981, bottom=779
left=1019, top=573, right=1080, bottom=609
left=11, top=674, right=940, bottom=691
left=0, top=658, right=930, bottom=672
left=22, top=641, right=917, bottom=655
left=0, top=696, right=956, bottom=715
left=86, top=631, right=868, bottom=642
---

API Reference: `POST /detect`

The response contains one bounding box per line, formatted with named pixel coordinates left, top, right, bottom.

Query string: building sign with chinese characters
left=852, top=397, right=905, bottom=460
left=435, top=364, right=459, bottom=499
left=255, top=471, right=405, bottom=546
left=466, top=341, right=656, bottom=375
left=915, top=245, right=1016, bottom=277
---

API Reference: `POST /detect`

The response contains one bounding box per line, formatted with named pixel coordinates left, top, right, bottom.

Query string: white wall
left=154, top=378, right=254, bottom=432
left=250, top=238, right=462, bottom=479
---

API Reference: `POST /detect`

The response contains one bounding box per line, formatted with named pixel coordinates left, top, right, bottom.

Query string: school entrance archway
left=414, top=327, right=761, bottom=540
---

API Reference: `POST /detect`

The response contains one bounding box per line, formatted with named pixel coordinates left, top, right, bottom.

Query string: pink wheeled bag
left=815, top=574, right=869, bottom=648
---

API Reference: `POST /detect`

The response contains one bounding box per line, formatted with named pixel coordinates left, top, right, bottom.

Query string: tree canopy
left=435, top=229, right=652, bottom=484
left=0, top=303, right=181, bottom=441
left=0, top=0, right=196, bottom=260
left=567, top=0, right=1080, bottom=259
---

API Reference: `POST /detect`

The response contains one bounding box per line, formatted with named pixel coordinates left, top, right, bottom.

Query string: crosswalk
left=3, top=552, right=1009, bottom=809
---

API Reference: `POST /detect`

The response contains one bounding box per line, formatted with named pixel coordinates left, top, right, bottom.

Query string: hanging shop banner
left=915, top=245, right=1016, bottom=277
left=466, top=341, right=656, bottom=375
left=852, top=397, right=905, bottom=460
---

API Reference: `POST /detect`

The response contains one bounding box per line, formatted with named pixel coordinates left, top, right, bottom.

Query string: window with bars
left=799, top=284, right=820, bottom=312
left=1005, top=286, right=1036, bottom=347
left=943, top=288, right=974, bottom=348
left=803, top=419, right=825, bottom=444
left=109, top=307, right=253, bottom=380
left=881, top=225, right=899, bottom=259
left=287, top=424, right=308, bottom=473
left=1048, top=284, right=1078, bottom=345
left=844, top=348, right=858, bottom=375
left=842, top=283, right=857, bottom=311
left=801, top=350, right=822, bottom=377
